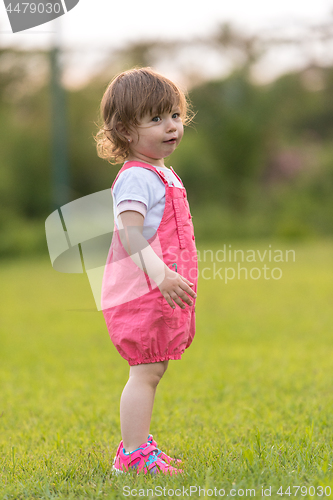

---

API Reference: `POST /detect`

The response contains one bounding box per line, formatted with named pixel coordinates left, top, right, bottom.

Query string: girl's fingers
left=164, top=293, right=176, bottom=309
left=164, top=288, right=196, bottom=309
left=164, top=290, right=189, bottom=310
left=174, top=286, right=193, bottom=306
left=161, top=271, right=196, bottom=308
left=180, top=275, right=194, bottom=286
left=178, top=278, right=197, bottom=299
left=169, top=291, right=186, bottom=309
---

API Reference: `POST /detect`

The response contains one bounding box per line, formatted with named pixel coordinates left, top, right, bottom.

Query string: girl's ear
left=116, top=122, right=132, bottom=142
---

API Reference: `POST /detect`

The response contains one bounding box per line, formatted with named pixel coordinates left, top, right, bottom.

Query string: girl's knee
left=130, top=361, right=168, bottom=386
left=153, top=360, right=169, bottom=379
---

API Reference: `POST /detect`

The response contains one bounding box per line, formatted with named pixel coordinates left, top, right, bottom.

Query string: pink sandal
left=112, top=440, right=182, bottom=475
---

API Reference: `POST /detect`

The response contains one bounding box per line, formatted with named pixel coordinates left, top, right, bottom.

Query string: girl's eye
left=172, top=113, right=180, bottom=119
left=152, top=116, right=161, bottom=122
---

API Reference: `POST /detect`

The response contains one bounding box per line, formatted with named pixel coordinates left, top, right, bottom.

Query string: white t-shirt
left=113, top=164, right=184, bottom=232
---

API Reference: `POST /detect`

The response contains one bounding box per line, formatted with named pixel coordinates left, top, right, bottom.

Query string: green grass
left=0, top=239, right=333, bottom=499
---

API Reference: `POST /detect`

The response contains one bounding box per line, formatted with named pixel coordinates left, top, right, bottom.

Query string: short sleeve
left=117, top=200, right=147, bottom=217
left=112, top=167, right=164, bottom=211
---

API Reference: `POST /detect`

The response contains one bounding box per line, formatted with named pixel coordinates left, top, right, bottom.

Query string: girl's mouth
left=164, top=138, right=177, bottom=144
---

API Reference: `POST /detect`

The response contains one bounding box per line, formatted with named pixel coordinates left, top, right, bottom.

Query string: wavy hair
left=95, top=67, right=194, bottom=164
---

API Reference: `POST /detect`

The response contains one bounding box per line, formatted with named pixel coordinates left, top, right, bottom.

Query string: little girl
left=96, top=67, right=198, bottom=475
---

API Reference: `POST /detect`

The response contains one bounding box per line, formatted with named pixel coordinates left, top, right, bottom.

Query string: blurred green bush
left=0, top=47, right=332, bottom=258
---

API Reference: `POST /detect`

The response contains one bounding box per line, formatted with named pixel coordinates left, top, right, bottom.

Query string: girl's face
left=126, top=107, right=184, bottom=167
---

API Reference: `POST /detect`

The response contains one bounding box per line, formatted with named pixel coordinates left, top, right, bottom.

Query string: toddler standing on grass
left=96, top=67, right=198, bottom=475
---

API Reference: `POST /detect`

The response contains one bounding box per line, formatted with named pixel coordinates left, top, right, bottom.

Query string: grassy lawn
left=0, top=239, right=332, bottom=499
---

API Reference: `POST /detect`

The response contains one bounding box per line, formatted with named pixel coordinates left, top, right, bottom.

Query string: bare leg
left=120, top=360, right=168, bottom=453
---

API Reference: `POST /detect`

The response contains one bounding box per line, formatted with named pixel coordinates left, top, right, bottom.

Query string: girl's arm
left=118, top=210, right=196, bottom=310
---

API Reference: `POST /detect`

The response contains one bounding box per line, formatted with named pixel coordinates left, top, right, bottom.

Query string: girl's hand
left=159, top=266, right=196, bottom=309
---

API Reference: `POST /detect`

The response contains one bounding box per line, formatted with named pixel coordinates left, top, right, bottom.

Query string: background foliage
left=1, top=25, right=333, bottom=257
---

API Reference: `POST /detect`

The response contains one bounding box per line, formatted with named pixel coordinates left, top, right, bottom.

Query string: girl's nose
left=166, top=118, right=176, bottom=132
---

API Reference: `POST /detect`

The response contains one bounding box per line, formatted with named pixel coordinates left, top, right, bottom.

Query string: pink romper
left=102, top=161, right=198, bottom=366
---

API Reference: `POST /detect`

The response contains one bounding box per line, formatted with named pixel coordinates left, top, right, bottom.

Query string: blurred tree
left=172, top=71, right=273, bottom=211
left=2, top=15, right=333, bottom=256
left=0, top=49, right=51, bottom=219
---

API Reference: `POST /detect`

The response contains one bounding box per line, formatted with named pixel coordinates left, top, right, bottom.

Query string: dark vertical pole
left=50, top=39, right=69, bottom=210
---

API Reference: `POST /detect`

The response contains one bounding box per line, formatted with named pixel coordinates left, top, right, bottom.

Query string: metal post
left=50, top=19, right=69, bottom=210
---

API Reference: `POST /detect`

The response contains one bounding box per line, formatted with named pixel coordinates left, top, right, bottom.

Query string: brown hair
left=95, top=67, right=194, bottom=164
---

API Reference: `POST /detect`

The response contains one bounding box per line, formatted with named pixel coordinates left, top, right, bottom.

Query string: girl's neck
left=126, top=153, right=166, bottom=169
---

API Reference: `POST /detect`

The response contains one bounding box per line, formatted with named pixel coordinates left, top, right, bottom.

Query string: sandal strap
left=140, top=443, right=157, bottom=456
left=143, top=453, right=160, bottom=472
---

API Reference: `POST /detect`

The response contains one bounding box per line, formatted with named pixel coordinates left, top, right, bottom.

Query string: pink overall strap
left=170, top=166, right=184, bottom=187
left=111, top=161, right=169, bottom=191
